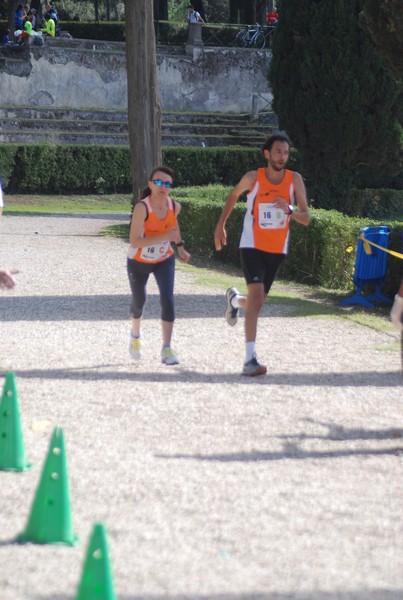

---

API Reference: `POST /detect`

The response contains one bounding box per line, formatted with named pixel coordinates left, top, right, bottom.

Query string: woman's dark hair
left=140, top=166, right=174, bottom=200
left=262, top=131, right=291, bottom=154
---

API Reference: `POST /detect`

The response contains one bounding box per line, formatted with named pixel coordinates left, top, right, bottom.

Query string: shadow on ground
left=35, top=589, right=403, bottom=600
left=4, top=367, right=401, bottom=387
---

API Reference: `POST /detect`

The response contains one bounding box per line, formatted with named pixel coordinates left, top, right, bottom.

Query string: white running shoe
left=129, top=335, right=142, bottom=360
left=161, top=346, right=180, bottom=365
left=225, top=287, right=240, bottom=326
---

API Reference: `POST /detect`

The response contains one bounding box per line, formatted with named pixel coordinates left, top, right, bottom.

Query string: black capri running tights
left=127, top=255, right=175, bottom=322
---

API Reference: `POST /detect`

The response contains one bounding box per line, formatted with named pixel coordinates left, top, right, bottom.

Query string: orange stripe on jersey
left=128, top=196, right=176, bottom=263
left=239, top=168, right=295, bottom=254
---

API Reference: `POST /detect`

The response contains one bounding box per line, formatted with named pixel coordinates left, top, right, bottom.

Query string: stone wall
left=0, top=40, right=272, bottom=113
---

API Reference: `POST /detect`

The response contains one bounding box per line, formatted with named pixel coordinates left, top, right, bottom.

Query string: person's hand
left=272, top=195, right=290, bottom=213
left=214, top=224, right=227, bottom=251
left=178, top=247, right=191, bottom=263
left=390, top=294, right=403, bottom=332
left=0, top=268, right=19, bottom=289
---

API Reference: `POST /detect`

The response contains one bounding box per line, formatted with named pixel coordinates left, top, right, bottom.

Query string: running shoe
left=242, top=355, right=267, bottom=376
left=129, top=335, right=142, bottom=360
left=225, top=287, right=240, bottom=326
left=161, top=346, right=180, bottom=365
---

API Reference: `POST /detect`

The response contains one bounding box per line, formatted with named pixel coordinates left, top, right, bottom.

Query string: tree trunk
left=124, top=0, right=162, bottom=203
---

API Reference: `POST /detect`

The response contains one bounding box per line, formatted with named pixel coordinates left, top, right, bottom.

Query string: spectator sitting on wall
left=18, top=17, right=33, bottom=44
left=14, top=4, right=25, bottom=29
left=29, top=8, right=38, bottom=30
left=2, top=28, right=12, bottom=46
left=187, top=4, right=205, bottom=25
left=45, top=3, right=59, bottom=31
left=41, top=13, right=55, bottom=36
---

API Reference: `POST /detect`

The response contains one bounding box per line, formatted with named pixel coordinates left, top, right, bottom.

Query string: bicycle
left=230, top=24, right=267, bottom=49
left=229, top=26, right=249, bottom=47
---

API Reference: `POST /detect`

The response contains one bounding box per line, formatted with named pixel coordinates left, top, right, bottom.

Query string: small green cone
left=17, top=427, right=78, bottom=545
left=75, top=523, right=116, bottom=600
left=0, top=371, right=32, bottom=471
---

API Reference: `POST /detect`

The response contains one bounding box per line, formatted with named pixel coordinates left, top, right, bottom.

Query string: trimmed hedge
left=1, top=144, right=401, bottom=219
left=0, top=144, right=298, bottom=194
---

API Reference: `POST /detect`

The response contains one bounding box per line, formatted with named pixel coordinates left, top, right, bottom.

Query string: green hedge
left=0, top=144, right=299, bottom=193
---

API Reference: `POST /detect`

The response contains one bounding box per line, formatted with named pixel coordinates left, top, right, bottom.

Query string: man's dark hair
left=262, top=131, right=291, bottom=154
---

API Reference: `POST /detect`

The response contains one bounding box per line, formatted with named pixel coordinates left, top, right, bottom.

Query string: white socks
left=231, top=294, right=241, bottom=309
left=245, top=342, right=256, bottom=363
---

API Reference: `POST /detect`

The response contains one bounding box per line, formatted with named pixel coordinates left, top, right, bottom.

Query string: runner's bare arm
left=174, top=201, right=191, bottom=262
left=129, top=202, right=179, bottom=248
left=291, top=172, right=311, bottom=226
left=214, top=171, right=257, bottom=251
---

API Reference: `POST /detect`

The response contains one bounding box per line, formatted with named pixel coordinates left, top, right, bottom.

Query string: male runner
left=214, top=132, right=311, bottom=376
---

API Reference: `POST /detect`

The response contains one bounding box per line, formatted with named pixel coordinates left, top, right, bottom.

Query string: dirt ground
left=0, top=214, right=402, bottom=600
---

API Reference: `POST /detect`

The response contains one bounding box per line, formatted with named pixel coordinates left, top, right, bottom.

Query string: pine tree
left=361, top=0, right=403, bottom=77
left=269, top=0, right=403, bottom=211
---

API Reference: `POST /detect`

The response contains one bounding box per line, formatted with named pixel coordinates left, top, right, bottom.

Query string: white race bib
left=258, top=203, right=287, bottom=229
left=140, top=241, right=170, bottom=261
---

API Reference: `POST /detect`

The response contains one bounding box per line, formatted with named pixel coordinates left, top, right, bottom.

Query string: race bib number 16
left=258, top=203, right=286, bottom=229
left=140, top=241, right=170, bottom=261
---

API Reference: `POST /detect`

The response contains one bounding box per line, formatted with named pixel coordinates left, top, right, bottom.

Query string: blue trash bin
left=340, top=225, right=393, bottom=308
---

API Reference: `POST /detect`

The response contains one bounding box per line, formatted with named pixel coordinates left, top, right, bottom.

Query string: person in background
left=45, top=3, right=58, bottom=32
left=29, top=8, right=38, bottom=30
left=191, top=0, right=207, bottom=22
left=267, top=7, right=279, bottom=25
left=2, top=28, right=12, bottom=46
left=390, top=280, right=403, bottom=333
left=41, top=12, right=55, bottom=36
left=187, top=4, right=205, bottom=25
left=0, top=179, right=19, bottom=289
left=18, top=16, right=32, bottom=43
left=127, top=166, right=191, bottom=366
left=14, top=4, right=25, bottom=29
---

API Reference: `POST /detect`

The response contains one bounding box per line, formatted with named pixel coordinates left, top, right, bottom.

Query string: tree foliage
left=361, top=0, right=403, bottom=77
left=269, top=0, right=403, bottom=210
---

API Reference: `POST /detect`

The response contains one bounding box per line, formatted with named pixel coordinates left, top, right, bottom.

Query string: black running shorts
left=240, top=248, right=285, bottom=295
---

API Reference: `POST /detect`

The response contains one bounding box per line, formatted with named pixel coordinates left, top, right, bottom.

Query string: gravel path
left=0, top=214, right=402, bottom=600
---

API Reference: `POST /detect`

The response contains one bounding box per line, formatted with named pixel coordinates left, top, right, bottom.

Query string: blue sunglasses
left=151, top=179, right=173, bottom=189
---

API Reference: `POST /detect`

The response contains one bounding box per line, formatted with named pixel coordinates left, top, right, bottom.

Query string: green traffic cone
left=17, top=427, right=78, bottom=545
left=0, top=371, right=31, bottom=471
left=75, top=523, right=116, bottom=600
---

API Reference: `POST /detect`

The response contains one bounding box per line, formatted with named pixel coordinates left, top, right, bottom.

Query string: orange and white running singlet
left=128, top=196, right=177, bottom=263
left=239, top=168, right=295, bottom=254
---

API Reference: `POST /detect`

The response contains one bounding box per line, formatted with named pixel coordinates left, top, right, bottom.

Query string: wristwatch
left=176, top=241, right=185, bottom=247
left=287, top=204, right=294, bottom=215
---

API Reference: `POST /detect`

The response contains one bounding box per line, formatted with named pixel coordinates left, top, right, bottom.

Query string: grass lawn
left=3, top=194, right=132, bottom=214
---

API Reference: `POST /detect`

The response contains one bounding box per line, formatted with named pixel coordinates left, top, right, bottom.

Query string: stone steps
left=0, top=106, right=278, bottom=147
